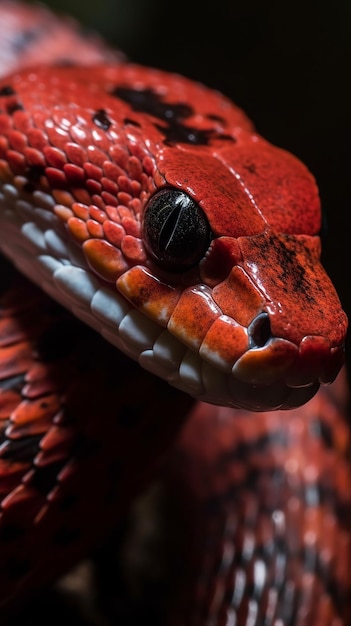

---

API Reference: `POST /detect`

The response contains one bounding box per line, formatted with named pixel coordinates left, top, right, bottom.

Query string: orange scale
left=27, top=127, right=48, bottom=151
left=84, top=161, right=103, bottom=180
left=89, top=205, right=107, bottom=223
left=87, top=218, right=104, bottom=238
left=117, top=175, right=132, bottom=193
left=54, top=205, right=73, bottom=222
left=0, top=484, right=45, bottom=520
left=0, top=160, right=11, bottom=181
left=117, top=205, right=132, bottom=219
left=46, top=167, right=67, bottom=188
left=9, top=394, right=60, bottom=429
left=117, top=266, right=181, bottom=326
left=0, top=136, right=9, bottom=157
left=7, top=149, right=26, bottom=173
left=53, top=188, right=75, bottom=207
left=105, top=205, right=121, bottom=222
left=86, top=178, right=102, bottom=195
left=121, top=216, right=140, bottom=237
left=168, top=286, right=222, bottom=351
left=118, top=191, right=132, bottom=205
left=153, top=168, right=166, bottom=187
left=102, top=190, right=118, bottom=206
left=130, top=179, right=141, bottom=196
left=140, top=172, right=151, bottom=191
left=129, top=141, right=150, bottom=162
left=65, top=141, right=88, bottom=165
left=212, top=266, right=265, bottom=327
left=103, top=220, right=125, bottom=246
left=7, top=129, right=27, bottom=152
left=127, top=155, right=143, bottom=180
left=72, top=187, right=92, bottom=205
left=121, top=235, right=146, bottom=262
left=87, top=145, right=108, bottom=167
left=101, top=176, right=118, bottom=195
left=64, top=162, right=86, bottom=185
left=129, top=197, right=142, bottom=214
left=45, top=125, right=70, bottom=151
left=83, top=238, right=128, bottom=281
left=109, top=144, right=129, bottom=169
left=43, top=145, right=67, bottom=168
left=142, top=155, right=155, bottom=175
left=70, top=123, right=92, bottom=146
left=14, top=111, right=33, bottom=133
left=67, top=216, right=89, bottom=243
left=91, top=194, right=107, bottom=211
left=0, top=114, right=12, bottom=134
left=103, top=160, right=125, bottom=179
left=200, top=315, right=249, bottom=371
left=23, top=146, right=46, bottom=168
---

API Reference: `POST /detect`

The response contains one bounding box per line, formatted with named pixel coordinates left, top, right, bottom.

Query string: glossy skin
left=0, top=2, right=349, bottom=624
left=0, top=4, right=347, bottom=410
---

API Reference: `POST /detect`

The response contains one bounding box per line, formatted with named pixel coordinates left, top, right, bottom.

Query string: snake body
left=0, top=2, right=349, bottom=624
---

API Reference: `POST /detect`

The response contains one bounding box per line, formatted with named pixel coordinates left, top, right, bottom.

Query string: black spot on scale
left=23, top=164, right=46, bottom=193
left=112, top=86, right=236, bottom=146
left=124, top=117, right=141, bottom=127
left=0, top=85, right=16, bottom=97
left=92, top=108, right=112, bottom=131
left=206, top=113, right=226, bottom=123
left=309, top=418, right=334, bottom=449
left=6, top=101, right=24, bottom=115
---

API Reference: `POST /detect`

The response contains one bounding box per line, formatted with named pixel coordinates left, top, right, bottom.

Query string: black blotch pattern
left=0, top=85, right=16, bottom=97
left=123, top=117, right=141, bottom=127
left=92, top=108, right=112, bottom=130
left=309, top=418, right=334, bottom=449
left=30, top=462, right=67, bottom=496
left=206, top=113, right=225, bottom=123
left=6, top=101, right=24, bottom=115
left=0, top=435, right=42, bottom=463
left=23, top=164, right=46, bottom=193
left=112, top=86, right=235, bottom=146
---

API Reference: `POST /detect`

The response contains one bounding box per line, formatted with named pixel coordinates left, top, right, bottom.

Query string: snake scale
left=0, top=1, right=350, bottom=624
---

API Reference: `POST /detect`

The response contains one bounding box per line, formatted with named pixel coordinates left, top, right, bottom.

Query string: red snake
left=0, top=2, right=350, bottom=624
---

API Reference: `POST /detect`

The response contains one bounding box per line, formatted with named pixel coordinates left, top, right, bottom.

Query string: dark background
left=25, top=0, right=351, bottom=369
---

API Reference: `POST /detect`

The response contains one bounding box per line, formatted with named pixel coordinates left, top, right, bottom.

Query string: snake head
left=116, top=133, right=347, bottom=410
left=0, top=64, right=346, bottom=410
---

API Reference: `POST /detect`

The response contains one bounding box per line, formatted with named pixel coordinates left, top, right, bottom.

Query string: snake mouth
left=237, top=312, right=344, bottom=384
left=218, top=310, right=345, bottom=410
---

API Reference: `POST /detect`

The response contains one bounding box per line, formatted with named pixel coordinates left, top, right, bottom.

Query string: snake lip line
left=0, top=180, right=344, bottom=412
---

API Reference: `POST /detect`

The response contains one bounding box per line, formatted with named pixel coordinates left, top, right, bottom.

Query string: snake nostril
left=248, top=312, right=272, bottom=348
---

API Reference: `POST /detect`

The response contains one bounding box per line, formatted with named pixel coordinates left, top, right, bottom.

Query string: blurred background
left=30, top=0, right=351, bottom=365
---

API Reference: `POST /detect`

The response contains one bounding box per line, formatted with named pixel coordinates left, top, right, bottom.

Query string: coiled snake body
left=0, top=2, right=349, bottom=624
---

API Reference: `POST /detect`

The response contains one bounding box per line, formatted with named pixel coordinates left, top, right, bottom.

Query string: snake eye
left=143, top=188, right=212, bottom=270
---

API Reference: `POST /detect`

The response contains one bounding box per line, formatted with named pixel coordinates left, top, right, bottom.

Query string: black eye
left=143, top=188, right=212, bottom=270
